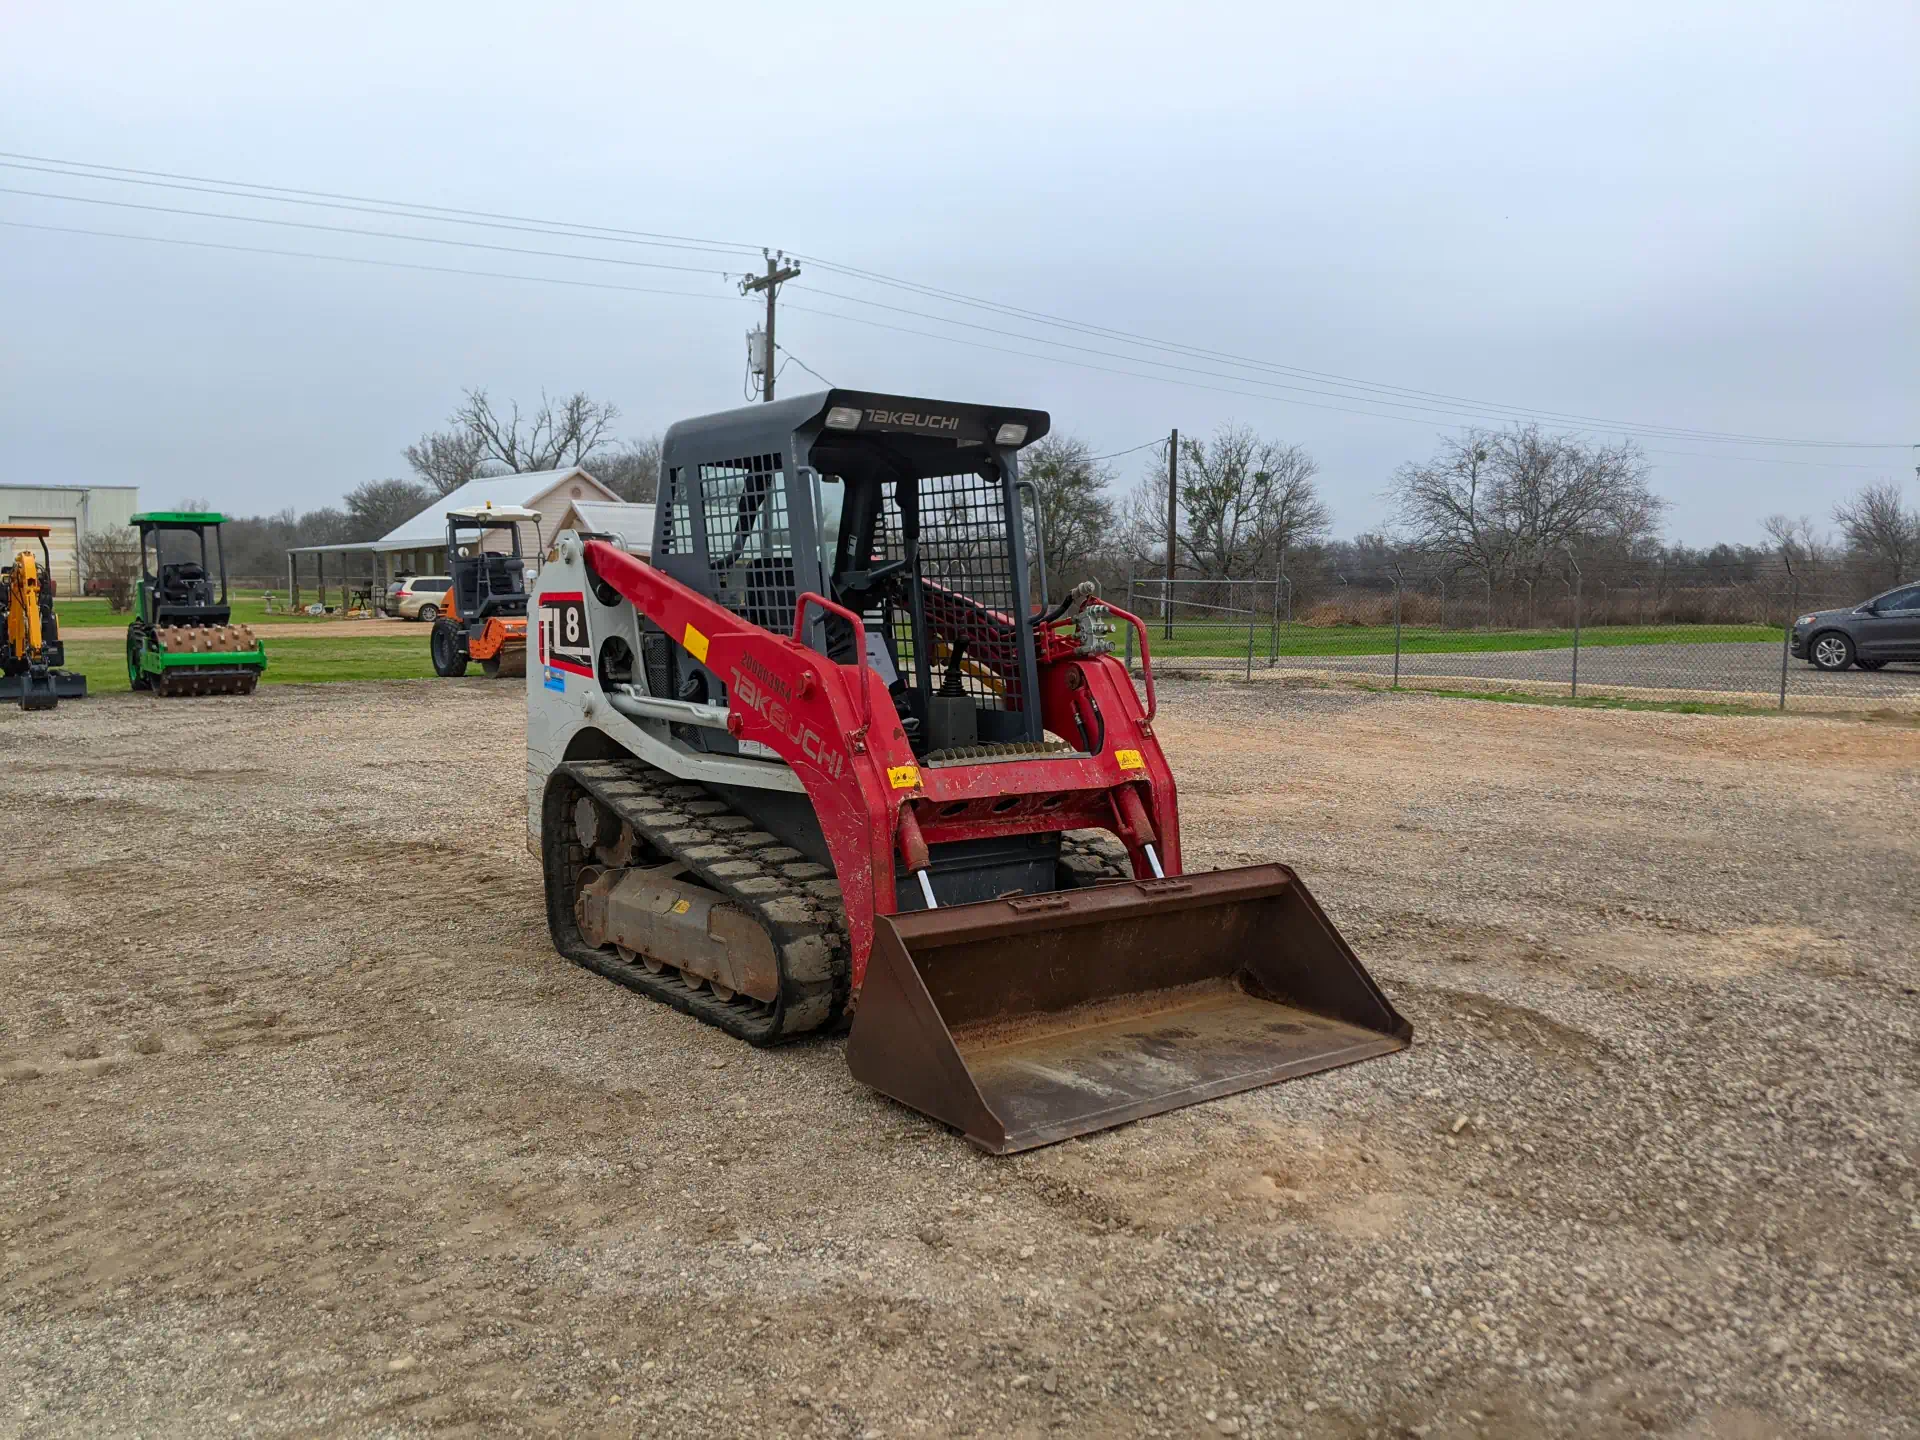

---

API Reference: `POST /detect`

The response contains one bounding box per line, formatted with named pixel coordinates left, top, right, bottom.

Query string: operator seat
left=159, top=562, right=213, bottom=607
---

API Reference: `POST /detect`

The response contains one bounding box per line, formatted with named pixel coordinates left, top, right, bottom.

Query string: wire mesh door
left=698, top=453, right=796, bottom=634
left=873, top=470, right=1031, bottom=718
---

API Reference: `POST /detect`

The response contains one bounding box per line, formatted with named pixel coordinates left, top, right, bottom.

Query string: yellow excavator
left=1, top=524, right=88, bottom=710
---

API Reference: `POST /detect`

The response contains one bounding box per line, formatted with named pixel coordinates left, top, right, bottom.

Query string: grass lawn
left=55, top=590, right=367, bottom=629
left=58, top=632, right=440, bottom=688
left=1129, top=622, right=1782, bottom=659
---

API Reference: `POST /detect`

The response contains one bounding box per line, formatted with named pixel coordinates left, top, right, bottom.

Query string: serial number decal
left=1114, top=748, right=1146, bottom=771
left=538, top=592, right=592, bottom=677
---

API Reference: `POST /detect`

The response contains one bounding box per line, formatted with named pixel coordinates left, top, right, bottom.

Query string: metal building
left=0, top=484, right=142, bottom=591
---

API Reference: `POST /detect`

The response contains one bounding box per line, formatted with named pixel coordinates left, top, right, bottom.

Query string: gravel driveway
left=3, top=682, right=1917, bottom=1438
left=1197, top=641, right=1920, bottom=702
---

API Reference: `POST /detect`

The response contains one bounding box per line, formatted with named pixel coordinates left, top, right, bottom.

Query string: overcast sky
left=3, top=0, right=1914, bottom=544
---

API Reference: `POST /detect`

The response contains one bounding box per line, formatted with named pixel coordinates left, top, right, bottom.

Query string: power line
left=787, top=255, right=1906, bottom=451
left=5, top=149, right=1904, bottom=452
left=0, top=152, right=762, bottom=259
left=788, top=281, right=1851, bottom=448
left=0, top=216, right=1897, bottom=474
left=775, top=342, right=833, bottom=389
left=0, top=185, right=740, bottom=277
left=0, top=219, right=734, bottom=304
left=1088, top=437, right=1168, bottom=463
left=777, top=297, right=1894, bottom=471
left=3, top=149, right=1904, bottom=451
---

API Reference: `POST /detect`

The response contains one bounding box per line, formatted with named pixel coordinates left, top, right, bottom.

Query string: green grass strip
left=61, top=633, right=439, bottom=687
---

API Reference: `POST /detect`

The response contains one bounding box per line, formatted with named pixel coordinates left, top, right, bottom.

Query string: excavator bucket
left=846, top=864, right=1411, bottom=1154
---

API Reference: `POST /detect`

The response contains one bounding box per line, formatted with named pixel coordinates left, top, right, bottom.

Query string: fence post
left=1484, top=572, right=1493, bottom=630
left=1778, top=576, right=1796, bottom=711
left=1392, top=572, right=1403, bottom=688
left=1245, top=609, right=1256, bottom=681
left=1124, top=572, right=1136, bottom=668
left=1567, top=559, right=1583, bottom=698
left=1269, top=571, right=1281, bottom=665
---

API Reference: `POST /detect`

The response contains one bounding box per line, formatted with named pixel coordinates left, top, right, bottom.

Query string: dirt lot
left=3, top=681, right=1917, bottom=1439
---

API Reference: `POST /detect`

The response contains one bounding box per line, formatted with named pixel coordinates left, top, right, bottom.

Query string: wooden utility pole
left=740, top=249, right=801, bottom=401
left=1164, top=428, right=1178, bottom=640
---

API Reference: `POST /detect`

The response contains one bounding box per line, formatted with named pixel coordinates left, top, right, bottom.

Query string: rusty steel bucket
left=845, top=864, right=1412, bottom=1154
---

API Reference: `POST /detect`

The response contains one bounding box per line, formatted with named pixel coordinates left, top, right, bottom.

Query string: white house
left=286, top=466, right=621, bottom=606
left=550, top=499, right=655, bottom=557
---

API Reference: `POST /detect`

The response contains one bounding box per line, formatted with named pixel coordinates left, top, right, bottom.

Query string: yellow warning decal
left=670, top=899, right=691, bottom=915
left=1115, top=748, right=1145, bottom=771
left=682, top=622, right=710, bottom=663
left=888, top=765, right=922, bottom=789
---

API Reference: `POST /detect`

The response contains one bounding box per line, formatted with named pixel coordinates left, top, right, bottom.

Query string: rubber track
left=548, top=755, right=1135, bottom=1043
left=549, top=758, right=851, bottom=1044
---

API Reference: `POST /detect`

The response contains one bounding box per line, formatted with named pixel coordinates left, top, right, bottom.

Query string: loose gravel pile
left=2, top=680, right=1915, bottom=1438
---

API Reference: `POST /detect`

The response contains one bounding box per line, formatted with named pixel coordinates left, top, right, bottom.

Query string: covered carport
left=284, top=537, right=443, bottom=612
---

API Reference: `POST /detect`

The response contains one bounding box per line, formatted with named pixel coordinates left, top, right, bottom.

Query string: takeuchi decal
left=729, top=665, right=846, bottom=778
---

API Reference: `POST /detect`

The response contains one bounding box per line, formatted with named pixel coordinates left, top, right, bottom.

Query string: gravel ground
left=3, top=680, right=1917, bottom=1439
left=1172, top=641, right=1920, bottom=703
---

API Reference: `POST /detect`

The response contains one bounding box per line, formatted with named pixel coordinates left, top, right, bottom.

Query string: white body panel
left=525, top=531, right=803, bottom=856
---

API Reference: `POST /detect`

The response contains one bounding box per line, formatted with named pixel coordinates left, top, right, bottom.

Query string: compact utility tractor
left=1, top=524, right=87, bottom=710
left=529, top=391, right=1410, bottom=1153
left=431, top=504, right=539, bottom=679
left=126, top=512, right=267, bottom=697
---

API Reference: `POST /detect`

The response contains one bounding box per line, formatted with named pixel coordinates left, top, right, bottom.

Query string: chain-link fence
left=1119, top=566, right=1920, bottom=709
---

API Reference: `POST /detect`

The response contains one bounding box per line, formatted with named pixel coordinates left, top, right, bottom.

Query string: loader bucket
left=845, top=864, right=1411, bottom=1154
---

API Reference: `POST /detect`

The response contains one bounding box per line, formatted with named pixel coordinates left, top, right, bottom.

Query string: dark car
left=1790, top=581, right=1920, bottom=671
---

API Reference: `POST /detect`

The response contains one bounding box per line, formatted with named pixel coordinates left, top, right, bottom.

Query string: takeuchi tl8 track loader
left=432, top=504, right=539, bottom=679
left=1, top=524, right=87, bottom=710
left=528, top=391, right=1410, bottom=1153
left=126, top=513, right=267, bottom=697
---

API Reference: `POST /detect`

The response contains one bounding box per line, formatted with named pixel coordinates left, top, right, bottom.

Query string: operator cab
left=651, top=390, right=1051, bottom=760
left=445, top=504, right=539, bottom=622
left=135, top=513, right=233, bottom=628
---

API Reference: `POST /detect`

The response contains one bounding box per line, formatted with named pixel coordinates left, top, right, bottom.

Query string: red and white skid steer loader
left=527, top=390, right=1409, bottom=1152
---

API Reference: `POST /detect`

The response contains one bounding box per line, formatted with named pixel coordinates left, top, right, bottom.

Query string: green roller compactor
left=126, top=512, right=268, bottom=697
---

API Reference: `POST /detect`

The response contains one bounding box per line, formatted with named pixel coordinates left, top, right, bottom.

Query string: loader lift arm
left=581, top=537, right=1180, bottom=993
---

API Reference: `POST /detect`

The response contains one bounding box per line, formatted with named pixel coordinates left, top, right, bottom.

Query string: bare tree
left=1762, top=513, right=1836, bottom=581
left=1832, top=481, right=1920, bottom=587
left=1017, top=434, right=1117, bottom=596
left=591, top=434, right=664, bottom=503
left=405, top=427, right=495, bottom=496
left=452, top=388, right=620, bottom=473
left=1388, top=425, right=1664, bottom=580
left=345, top=478, right=432, bottom=539
left=1125, top=425, right=1328, bottom=579
left=77, top=526, right=141, bottom=611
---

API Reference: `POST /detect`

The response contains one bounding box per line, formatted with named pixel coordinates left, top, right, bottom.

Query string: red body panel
left=582, top=540, right=1179, bottom=994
